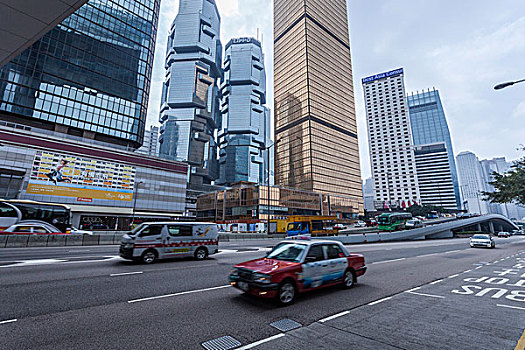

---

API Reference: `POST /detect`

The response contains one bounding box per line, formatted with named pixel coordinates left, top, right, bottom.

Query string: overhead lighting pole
left=494, top=78, right=525, bottom=90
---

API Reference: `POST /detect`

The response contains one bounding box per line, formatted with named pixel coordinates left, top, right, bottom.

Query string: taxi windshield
left=267, top=243, right=307, bottom=262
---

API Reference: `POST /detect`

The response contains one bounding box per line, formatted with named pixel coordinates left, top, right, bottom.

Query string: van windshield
left=130, top=224, right=146, bottom=236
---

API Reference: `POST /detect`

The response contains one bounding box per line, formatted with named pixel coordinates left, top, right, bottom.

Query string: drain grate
left=270, top=318, right=302, bottom=332
left=201, top=336, right=241, bottom=350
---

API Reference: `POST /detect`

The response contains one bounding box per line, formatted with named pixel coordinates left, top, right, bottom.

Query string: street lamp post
left=494, top=78, right=525, bottom=90
left=131, top=180, right=144, bottom=228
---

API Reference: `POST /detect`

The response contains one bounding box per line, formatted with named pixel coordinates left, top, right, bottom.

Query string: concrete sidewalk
left=249, top=250, right=525, bottom=350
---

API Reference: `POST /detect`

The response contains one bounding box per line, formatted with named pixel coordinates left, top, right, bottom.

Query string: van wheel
left=141, top=250, right=157, bottom=264
left=195, top=247, right=208, bottom=261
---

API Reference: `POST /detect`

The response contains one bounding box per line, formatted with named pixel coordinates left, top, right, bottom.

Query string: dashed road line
left=128, top=285, right=231, bottom=303
left=237, top=334, right=286, bottom=350
left=429, top=279, right=444, bottom=285
left=445, top=249, right=464, bottom=254
left=319, top=311, right=351, bottom=323
left=497, top=304, right=525, bottom=312
left=405, top=287, right=421, bottom=293
left=475, top=266, right=483, bottom=270
left=0, top=319, right=17, bottom=325
left=372, top=257, right=406, bottom=264
left=406, top=291, right=445, bottom=299
left=463, top=270, right=472, bottom=273
left=448, top=274, right=460, bottom=278
left=110, top=271, right=143, bottom=277
left=368, top=297, right=392, bottom=306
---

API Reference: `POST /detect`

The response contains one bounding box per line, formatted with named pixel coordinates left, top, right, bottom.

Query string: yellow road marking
left=515, top=330, right=525, bottom=350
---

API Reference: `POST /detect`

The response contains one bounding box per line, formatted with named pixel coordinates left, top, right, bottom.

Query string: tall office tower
left=456, top=151, right=490, bottom=214
left=273, top=0, right=363, bottom=213
left=414, top=143, right=457, bottom=209
left=407, top=89, right=460, bottom=208
left=137, top=126, right=159, bottom=156
left=363, top=68, right=420, bottom=210
left=159, top=0, right=223, bottom=193
left=0, top=0, right=161, bottom=149
left=362, top=178, right=375, bottom=212
left=217, top=38, right=271, bottom=186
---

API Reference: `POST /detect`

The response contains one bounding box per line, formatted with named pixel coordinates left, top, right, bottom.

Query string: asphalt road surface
left=1, top=237, right=524, bottom=349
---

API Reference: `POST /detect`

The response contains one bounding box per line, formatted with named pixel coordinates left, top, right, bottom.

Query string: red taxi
left=229, top=239, right=366, bottom=305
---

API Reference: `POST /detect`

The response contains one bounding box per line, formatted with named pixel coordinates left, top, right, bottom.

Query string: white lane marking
left=463, top=270, right=472, bottom=273
left=319, top=311, right=350, bottom=323
left=406, top=291, right=445, bottom=299
left=416, top=253, right=439, bottom=258
left=0, top=319, right=17, bottom=325
left=448, top=274, right=460, bottom=278
left=110, top=271, right=143, bottom=277
left=372, top=257, right=406, bottom=264
left=405, top=287, right=421, bottom=293
left=128, top=285, right=231, bottom=303
left=429, top=279, right=444, bottom=285
left=368, top=297, right=392, bottom=306
left=237, top=334, right=286, bottom=350
left=0, top=259, right=67, bottom=268
left=445, top=249, right=463, bottom=254
left=475, top=266, right=483, bottom=270
left=497, top=304, right=525, bottom=311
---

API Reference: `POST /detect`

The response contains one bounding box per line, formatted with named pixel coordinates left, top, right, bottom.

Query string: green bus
left=377, top=212, right=413, bottom=231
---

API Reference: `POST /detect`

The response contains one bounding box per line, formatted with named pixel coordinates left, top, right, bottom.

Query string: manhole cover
left=270, top=318, right=302, bottom=332
left=201, top=336, right=241, bottom=350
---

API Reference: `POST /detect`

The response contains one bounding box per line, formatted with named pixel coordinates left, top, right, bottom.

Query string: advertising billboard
left=26, top=151, right=136, bottom=202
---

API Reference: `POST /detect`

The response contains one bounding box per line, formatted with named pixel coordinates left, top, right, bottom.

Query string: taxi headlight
left=253, top=273, right=272, bottom=284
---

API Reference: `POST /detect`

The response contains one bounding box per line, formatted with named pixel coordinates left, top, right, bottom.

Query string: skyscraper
left=408, top=89, right=460, bottom=207
left=273, top=0, right=363, bottom=213
left=137, top=126, right=159, bottom=156
left=0, top=0, right=160, bottom=149
left=456, top=151, right=489, bottom=214
left=363, top=68, right=420, bottom=209
left=159, top=0, right=222, bottom=192
left=218, top=38, right=271, bottom=186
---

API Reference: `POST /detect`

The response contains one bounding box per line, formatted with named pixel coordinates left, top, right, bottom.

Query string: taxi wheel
left=342, top=269, right=355, bottom=289
left=194, top=247, right=208, bottom=261
left=277, top=280, right=296, bottom=306
left=141, top=250, right=157, bottom=264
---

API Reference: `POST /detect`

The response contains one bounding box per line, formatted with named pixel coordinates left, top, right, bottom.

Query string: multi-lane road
left=1, top=237, right=524, bottom=349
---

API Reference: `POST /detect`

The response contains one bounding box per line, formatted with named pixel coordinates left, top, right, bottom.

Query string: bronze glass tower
left=274, top=0, right=363, bottom=212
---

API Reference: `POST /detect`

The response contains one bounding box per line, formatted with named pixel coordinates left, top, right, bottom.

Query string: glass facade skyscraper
left=0, top=0, right=160, bottom=149
left=407, top=89, right=460, bottom=207
left=217, top=38, right=271, bottom=186
left=273, top=0, right=363, bottom=214
left=159, top=0, right=222, bottom=192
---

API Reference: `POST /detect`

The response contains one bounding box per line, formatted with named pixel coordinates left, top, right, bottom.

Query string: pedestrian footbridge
left=328, top=214, right=519, bottom=245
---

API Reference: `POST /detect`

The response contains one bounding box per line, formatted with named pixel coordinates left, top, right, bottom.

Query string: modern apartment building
left=0, top=0, right=161, bottom=149
left=363, top=68, right=420, bottom=209
left=408, top=89, right=460, bottom=207
left=137, top=126, right=159, bottom=157
left=217, top=38, right=271, bottom=186
left=158, top=0, right=223, bottom=194
left=456, top=151, right=490, bottom=214
left=273, top=0, right=363, bottom=214
left=414, top=143, right=457, bottom=209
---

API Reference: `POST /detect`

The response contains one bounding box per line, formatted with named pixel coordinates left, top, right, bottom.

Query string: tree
left=483, top=147, right=525, bottom=206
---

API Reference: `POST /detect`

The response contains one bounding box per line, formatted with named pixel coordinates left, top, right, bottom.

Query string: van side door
left=165, top=224, right=194, bottom=258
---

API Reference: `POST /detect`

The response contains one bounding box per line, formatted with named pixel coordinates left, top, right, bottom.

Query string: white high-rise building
left=456, top=151, right=490, bottom=214
left=137, top=126, right=159, bottom=156
left=363, top=68, right=420, bottom=209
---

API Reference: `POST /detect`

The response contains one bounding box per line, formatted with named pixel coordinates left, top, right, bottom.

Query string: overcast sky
left=147, top=0, right=525, bottom=180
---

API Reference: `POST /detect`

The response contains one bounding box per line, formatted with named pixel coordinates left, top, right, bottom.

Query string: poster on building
left=26, top=151, right=136, bottom=202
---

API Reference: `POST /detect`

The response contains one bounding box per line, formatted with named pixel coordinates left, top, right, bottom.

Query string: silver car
left=470, top=234, right=495, bottom=249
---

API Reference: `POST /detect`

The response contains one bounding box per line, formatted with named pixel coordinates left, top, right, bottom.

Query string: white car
left=405, top=219, right=425, bottom=229
left=68, top=227, right=94, bottom=235
left=3, top=222, right=62, bottom=235
left=470, top=234, right=495, bottom=248
left=354, top=221, right=366, bottom=228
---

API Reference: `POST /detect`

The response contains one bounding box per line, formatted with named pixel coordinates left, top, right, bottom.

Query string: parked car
left=229, top=239, right=366, bottom=305
left=405, top=219, right=425, bottom=229
left=497, top=232, right=510, bottom=238
left=470, top=234, right=495, bottom=248
left=2, top=222, right=63, bottom=235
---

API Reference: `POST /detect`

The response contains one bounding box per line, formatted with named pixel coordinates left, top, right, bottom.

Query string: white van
left=119, top=222, right=219, bottom=264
